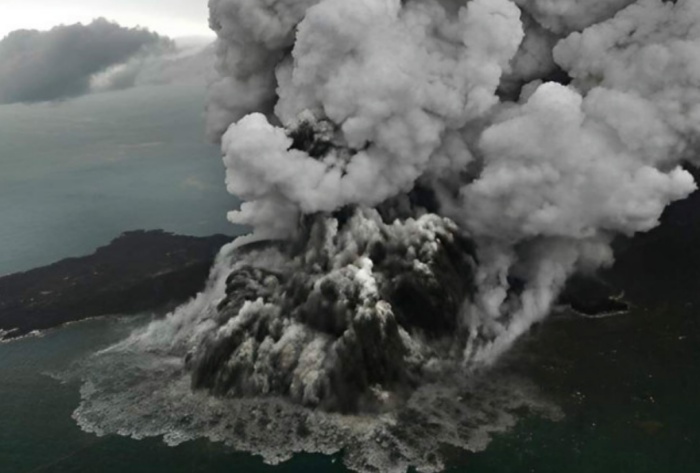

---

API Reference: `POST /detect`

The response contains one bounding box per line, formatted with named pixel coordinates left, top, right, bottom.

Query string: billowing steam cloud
left=0, top=19, right=173, bottom=103
left=72, top=1, right=700, bottom=471
left=207, top=0, right=698, bottom=367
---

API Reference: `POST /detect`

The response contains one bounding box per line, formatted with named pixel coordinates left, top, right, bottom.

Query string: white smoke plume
left=220, top=0, right=524, bottom=244
left=71, top=1, right=700, bottom=471
left=211, top=0, right=698, bottom=363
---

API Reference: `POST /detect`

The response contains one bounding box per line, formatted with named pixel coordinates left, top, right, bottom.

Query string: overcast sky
left=0, top=0, right=213, bottom=39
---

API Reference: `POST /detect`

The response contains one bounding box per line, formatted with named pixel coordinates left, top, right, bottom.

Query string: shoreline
left=0, top=230, right=230, bottom=341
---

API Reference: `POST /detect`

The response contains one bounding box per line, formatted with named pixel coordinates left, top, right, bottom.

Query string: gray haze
left=0, top=18, right=172, bottom=104
left=91, top=42, right=215, bottom=92
left=0, top=0, right=213, bottom=39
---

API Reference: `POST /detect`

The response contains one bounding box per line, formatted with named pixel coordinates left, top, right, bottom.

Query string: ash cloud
left=0, top=18, right=173, bottom=104
left=72, top=1, right=700, bottom=472
left=209, top=0, right=700, bottom=367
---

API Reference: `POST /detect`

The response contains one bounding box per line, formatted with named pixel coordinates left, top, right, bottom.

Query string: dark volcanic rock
left=0, top=230, right=230, bottom=340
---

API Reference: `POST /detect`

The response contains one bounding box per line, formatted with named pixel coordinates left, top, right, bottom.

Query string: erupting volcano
left=70, top=1, right=700, bottom=471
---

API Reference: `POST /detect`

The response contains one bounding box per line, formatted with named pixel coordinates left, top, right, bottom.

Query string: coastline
left=0, top=230, right=230, bottom=341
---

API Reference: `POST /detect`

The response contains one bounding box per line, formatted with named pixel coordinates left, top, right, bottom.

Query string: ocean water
left=1, top=299, right=699, bottom=473
left=0, top=317, right=344, bottom=473
left=0, top=83, right=243, bottom=276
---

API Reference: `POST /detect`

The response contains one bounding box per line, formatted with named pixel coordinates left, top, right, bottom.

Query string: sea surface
left=1, top=297, right=699, bottom=473
left=0, top=316, right=344, bottom=473
left=0, top=82, right=243, bottom=276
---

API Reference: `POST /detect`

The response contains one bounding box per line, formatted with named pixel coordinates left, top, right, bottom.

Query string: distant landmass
left=0, top=230, right=230, bottom=340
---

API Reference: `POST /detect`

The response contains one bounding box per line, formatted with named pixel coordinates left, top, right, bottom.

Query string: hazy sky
left=0, top=0, right=213, bottom=39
